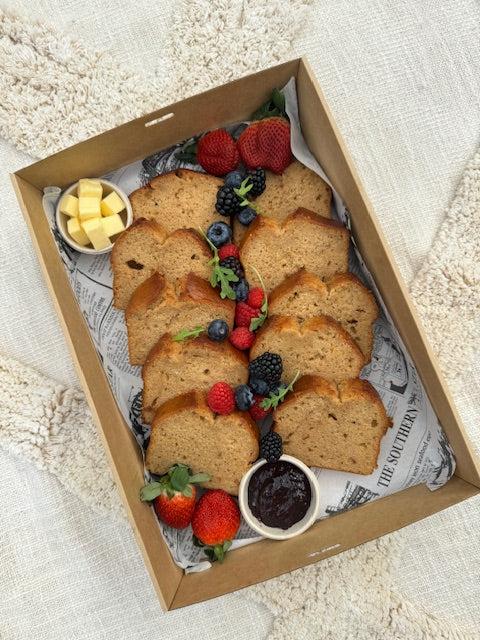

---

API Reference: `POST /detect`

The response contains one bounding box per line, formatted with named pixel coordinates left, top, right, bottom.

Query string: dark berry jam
left=248, top=461, right=311, bottom=530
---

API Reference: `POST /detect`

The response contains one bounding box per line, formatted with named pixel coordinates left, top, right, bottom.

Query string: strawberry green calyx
left=251, top=88, right=287, bottom=121
left=249, top=267, right=268, bottom=331
left=192, top=536, right=233, bottom=563
left=173, top=326, right=204, bottom=342
left=140, top=464, right=210, bottom=501
left=199, top=228, right=238, bottom=300
left=260, top=371, right=301, bottom=410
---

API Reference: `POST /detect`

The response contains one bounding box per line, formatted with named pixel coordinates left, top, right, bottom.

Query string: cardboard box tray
left=11, top=58, right=480, bottom=610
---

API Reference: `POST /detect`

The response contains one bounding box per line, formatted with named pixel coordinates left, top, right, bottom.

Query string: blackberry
left=237, top=206, right=257, bottom=226
left=206, top=221, right=232, bottom=248
left=215, top=185, right=241, bottom=216
left=269, top=382, right=288, bottom=395
left=249, top=377, right=270, bottom=396
left=246, top=168, right=266, bottom=197
left=207, top=319, right=229, bottom=342
left=219, top=256, right=244, bottom=279
left=249, top=352, right=283, bottom=385
left=233, top=278, right=249, bottom=302
left=260, top=431, right=283, bottom=463
left=234, top=384, right=255, bottom=411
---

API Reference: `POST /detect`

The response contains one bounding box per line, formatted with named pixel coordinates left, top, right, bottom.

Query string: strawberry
left=140, top=464, right=210, bottom=529
left=247, top=287, right=264, bottom=309
left=237, top=117, right=292, bottom=174
left=235, top=301, right=260, bottom=328
left=229, top=326, right=255, bottom=350
left=218, top=243, right=240, bottom=260
left=249, top=394, right=272, bottom=421
left=192, top=489, right=240, bottom=562
left=207, top=382, right=235, bottom=414
left=197, top=129, right=239, bottom=176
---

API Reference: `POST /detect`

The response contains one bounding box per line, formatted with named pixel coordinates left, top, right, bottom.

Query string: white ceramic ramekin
left=55, top=179, right=133, bottom=255
left=238, top=454, right=320, bottom=540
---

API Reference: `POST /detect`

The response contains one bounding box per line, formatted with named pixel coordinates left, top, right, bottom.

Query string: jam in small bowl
left=238, top=454, right=320, bottom=540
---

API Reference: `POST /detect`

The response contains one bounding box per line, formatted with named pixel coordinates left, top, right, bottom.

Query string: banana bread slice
left=250, top=315, right=365, bottom=381
left=142, top=334, right=248, bottom=423
left=129, top=168, right=224, bottom=233
left=111, top=219, right=211, bottom=308
left=240, top=208, right=349, bottom=293
left=126, top=273, right=235, bottom=365
left=269, top=269, right=379, bottom=358
left=274, top=376, right=391, bottom=474
left=146, top=391, right=259, bottom=495
left=234, top=161, right=332, bottom=243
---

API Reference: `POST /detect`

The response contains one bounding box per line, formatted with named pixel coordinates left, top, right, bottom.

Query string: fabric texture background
left=0, top=0, right=479, bottom=638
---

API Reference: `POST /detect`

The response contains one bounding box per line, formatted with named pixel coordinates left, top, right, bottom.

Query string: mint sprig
left=260, top=371, right=301, bottom=410
left=249, top=266, right=268, bottom=331
left=199, top=228, right=238, bottom=300
left=173, top=326, right=204, bottom=342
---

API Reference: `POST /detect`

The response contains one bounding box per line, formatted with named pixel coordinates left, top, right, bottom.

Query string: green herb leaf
left=173, top=326, right=205, bottom=342
left=251, top=88, right=288, bottom=121
left=249, top=267, right=268, bottom=331
left=198, top=227, right=238, bottom=299
left=234, top=178, right=255, bottom=208
left=175, top=140, right=198, bottom=163
left=140, top=481, right=165, bottom=502
left=272, top=88, right=286, bottom=112
left=260, top=370, right=301, bottom=410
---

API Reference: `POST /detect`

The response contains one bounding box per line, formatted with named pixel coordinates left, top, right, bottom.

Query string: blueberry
left=224, top=170, right=244, bottom=188
left=233, top=278, right=249, bottom=301
left=235, top=384, right=255, bottom=411
left=206, top=221, right=232, bottom=247
left=237, top=207, right=257, bottom=226
left=207, top=319, right=229, bottom=342
left=249, top=377, right=270, bottom=396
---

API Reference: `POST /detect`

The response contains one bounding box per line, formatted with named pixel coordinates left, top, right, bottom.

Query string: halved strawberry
left=140, top=464, right=210, bottom=529
left=237, top=117, right=292, bottom=174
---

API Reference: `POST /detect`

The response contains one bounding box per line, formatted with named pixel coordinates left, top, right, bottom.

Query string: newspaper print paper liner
left=42, top=78, right=455, bottom=572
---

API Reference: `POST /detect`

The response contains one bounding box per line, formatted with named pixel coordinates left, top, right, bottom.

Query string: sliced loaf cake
left=240, top=208, right=349, bottom=292
left=234, top=161, right=332, bottom=243
left=129, top=169, right=223, bottom=233
left=274, top=376, right=391, bottom=474
left=111, top=219, right=211, bottom=308
left=146, top=391, right=259, bottom=495
left=142, top=334, right=248, bottom=423
left=126, top=273, right=235, bottom=365
left=269, top=269, right=379, bottom=358
left=250, top=315, right=365, bottom=381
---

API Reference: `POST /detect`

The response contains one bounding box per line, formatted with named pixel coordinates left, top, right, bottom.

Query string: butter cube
left=77, top=178, right=103, bottom=199
left=81, top=218, right=111, bottom=251
left=59, top=194, right=79, bottom=218
left=101, top=191, right=125, bottom=217
left=67, top=217, right=89, bottom=246
left=78, top=197, right=101, bottom=220
left=102, top=213, right=125, bottom=238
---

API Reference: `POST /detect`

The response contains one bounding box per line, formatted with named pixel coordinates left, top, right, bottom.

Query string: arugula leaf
left=199, top=228, right=239, bottom=299
left=260, top=371, right=301, bottom=410
left=249, top=266, right=268, bottom=331
left=173, top=326, right=204, bottom=342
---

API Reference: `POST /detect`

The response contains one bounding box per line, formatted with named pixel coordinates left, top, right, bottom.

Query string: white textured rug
left=0, top=3, right=479, bottom=639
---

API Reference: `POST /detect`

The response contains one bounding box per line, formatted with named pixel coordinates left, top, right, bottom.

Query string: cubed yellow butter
left=101, top=213, right=125, bottom=238
left=81, top=218, right=112, bottom=251
left=100, top=191, right=125, bottom=217
left=77, top=178, right=103, bottom=199
left=67, top=217, right=89, bottom=246
left=78, top=197, right=101, bottom=220
left=59, top=194, right=79, bottom=218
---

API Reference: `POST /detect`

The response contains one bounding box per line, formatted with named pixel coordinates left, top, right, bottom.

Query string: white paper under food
left=42, top=79, right=455, bottom=572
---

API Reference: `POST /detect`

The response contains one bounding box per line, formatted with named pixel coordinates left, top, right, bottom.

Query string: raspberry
left=207, top=382, right=235, bottom=415
left=229, top=327, right=255, bottom=350
left=247, top=287, right=264, bottom=309
left=218, top=243, right=240, bottom=260
left=249, top=395, right=271, bottom=421
left=235, top=302, right=259, bottom=328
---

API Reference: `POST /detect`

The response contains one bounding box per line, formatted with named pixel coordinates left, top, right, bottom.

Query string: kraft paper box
left=11, top=58, right=480, bottom=610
